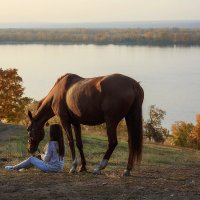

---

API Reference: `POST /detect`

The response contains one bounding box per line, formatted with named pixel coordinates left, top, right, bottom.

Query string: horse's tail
left=125, top=82, right=144, bottom=168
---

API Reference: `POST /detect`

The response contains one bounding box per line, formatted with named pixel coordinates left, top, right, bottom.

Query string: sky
left=0, top=0, right=199, bottom=23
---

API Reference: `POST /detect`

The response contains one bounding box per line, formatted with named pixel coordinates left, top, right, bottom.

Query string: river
left=0, top=44, right=200, bottom=128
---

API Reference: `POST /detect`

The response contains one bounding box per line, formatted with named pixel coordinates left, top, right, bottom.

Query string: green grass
left=1, top=124, right=200, bottom=171
left=143, top=143, right=200, bottom=167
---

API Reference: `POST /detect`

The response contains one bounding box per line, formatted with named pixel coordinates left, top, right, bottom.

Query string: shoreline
left=0, top=28, right=200, bottom=46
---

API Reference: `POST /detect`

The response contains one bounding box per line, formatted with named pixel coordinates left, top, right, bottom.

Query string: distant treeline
left=0, top=28, right=200, bottom=46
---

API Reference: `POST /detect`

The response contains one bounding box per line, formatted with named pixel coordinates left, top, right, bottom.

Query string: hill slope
left=0, top=124, right=200, bottom=199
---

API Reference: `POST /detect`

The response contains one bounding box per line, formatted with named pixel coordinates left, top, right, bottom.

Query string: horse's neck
left=35, top=98, right=54, bottom=126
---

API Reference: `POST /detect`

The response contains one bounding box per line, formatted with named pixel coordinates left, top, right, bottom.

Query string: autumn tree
left=0, top=68, right=31, bottom=123
left=171, top=121, right=194, bottom=147
left=18, top=98, right=37, bottom=125
left=144, top=105, right=169, bottom=143
left=190, top=114, right=200, bottom=149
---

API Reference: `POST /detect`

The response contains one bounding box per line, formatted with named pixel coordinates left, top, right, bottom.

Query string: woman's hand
left=36, top=154, right=42, bottom=160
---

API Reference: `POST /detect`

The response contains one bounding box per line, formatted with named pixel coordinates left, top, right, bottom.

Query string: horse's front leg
left=60, top=118, right=78, bottom=173
left=73, top=124, right=87, bottom=172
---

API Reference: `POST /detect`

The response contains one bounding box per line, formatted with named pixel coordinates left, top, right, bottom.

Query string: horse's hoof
left=69, top=168, right=77, bottom=174
left=93, top=168, right=101, bottom=175
left=123, top=169, right=131, bottom=176
left=78, top=166, right=87, bottom=172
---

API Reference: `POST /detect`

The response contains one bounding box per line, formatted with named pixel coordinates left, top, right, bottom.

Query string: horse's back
left=63, top=74, right=142, bottom=125
left=100, top=73, right=137, bottom=92
left=99, top=74, right=141, bottom=120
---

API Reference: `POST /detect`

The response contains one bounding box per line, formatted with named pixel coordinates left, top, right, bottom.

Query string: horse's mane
left=52, top=74, right=68, bottom=88
left=46, top=73, right=68, bottom=95
left=36, top=74, right=68, bottom=111
left=37, top=98, right=45, bottom=110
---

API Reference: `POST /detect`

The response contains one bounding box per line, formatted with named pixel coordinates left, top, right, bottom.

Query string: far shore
left=0, top=28, right=200, bottom=46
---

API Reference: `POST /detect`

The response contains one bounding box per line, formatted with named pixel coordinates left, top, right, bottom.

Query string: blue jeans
left=14, top=156, right=49, bottom=172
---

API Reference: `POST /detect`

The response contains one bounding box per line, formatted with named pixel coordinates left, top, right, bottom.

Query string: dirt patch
left=0, top=166, right=200, bottom=200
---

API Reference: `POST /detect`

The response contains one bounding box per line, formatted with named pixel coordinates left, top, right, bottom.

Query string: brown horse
left=27, top=73, right=144, bottom=176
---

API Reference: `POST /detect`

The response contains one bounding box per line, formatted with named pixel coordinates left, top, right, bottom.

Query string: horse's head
left=27, top=111, right=45, bottom=154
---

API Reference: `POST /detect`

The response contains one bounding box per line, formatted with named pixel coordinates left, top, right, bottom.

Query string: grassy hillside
left=1, top=124, right=200, bottom=171
left=1, top=124, right=200, bottom=199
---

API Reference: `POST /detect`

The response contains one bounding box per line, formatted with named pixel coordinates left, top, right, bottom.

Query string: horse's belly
left=66, top=94, right=104, bottom=125
left=68, top=108, right=105, bottom=125
left=74, top=114, right=105, bottom=125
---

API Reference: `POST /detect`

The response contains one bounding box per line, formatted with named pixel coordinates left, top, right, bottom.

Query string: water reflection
left=0, top=44, right=200, bottom=128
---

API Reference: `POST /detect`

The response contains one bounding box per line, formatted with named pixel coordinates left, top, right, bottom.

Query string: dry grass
left=1, top=124, right=200, bottom=199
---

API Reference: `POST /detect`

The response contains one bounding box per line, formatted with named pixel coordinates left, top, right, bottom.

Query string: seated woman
left=5, top=124, right=65, bottom=173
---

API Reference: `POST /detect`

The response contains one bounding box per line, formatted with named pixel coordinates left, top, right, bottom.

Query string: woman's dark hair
left=50, top=124, right=65, bottom=157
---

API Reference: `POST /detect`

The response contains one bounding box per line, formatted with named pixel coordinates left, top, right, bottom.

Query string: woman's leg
left=14, top=156, right=49, bottom=172
left=13, top=156, right=33, bottom=169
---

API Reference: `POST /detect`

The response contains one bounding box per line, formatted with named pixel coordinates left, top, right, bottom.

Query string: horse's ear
left=28, top=110, right=33, bottom=121
left=45, top=122, right=49, bottom=127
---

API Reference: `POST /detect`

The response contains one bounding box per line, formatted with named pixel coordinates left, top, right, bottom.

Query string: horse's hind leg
left=93, top=122, right=118, bottom=174
left=124, top=102, right=143, bottom=176
left=124, top=114, right=134, bottom=176
left=73, top=124, right=87, bottom=172
left=60, top=118, right=78, bottom=173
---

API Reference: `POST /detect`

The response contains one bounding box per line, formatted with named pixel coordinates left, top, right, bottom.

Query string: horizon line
left=1, top=19, right=200, bottom=24
left=1, top=20, right=200, bottom=29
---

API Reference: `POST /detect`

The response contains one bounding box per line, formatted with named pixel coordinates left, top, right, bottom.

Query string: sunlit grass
left=1, top=124, right=200, bottom=171
left=143, top=143, right=200, bottom=167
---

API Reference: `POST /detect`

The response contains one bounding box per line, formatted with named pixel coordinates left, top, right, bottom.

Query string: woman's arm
left=41, top=143, right=52, bottom=162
